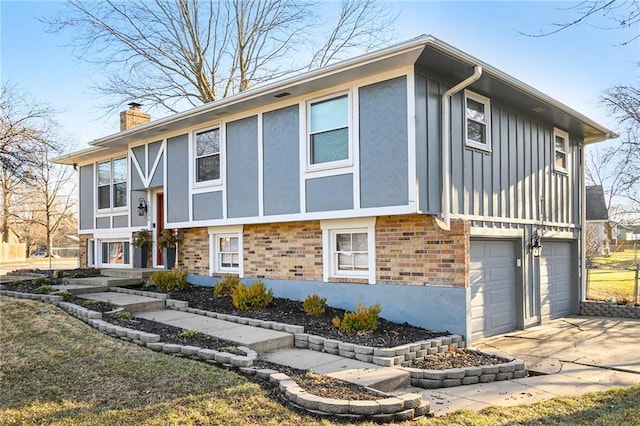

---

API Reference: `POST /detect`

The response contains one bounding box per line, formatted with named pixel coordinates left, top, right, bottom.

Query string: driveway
left=473, top=316, right=640, bottom=375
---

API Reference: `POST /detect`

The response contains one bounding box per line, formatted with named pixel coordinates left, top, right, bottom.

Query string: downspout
left=440, top=66, right=483, bottom=230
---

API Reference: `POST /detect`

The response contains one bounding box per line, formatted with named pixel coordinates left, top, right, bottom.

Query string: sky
left=1, top=1, right=638, bottom=151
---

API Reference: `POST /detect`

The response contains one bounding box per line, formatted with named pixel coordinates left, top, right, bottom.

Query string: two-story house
left=56, top=35, right=616, bottom=344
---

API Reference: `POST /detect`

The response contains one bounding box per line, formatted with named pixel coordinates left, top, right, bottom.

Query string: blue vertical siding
left=166, top=134, right=190, bottom=223
left=226, top=116, right=259, bottom=218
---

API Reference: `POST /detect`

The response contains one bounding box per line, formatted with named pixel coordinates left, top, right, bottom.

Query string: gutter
left=440, top=66, right=482, bottom=230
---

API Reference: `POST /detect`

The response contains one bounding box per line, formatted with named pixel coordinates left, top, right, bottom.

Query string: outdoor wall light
left=530, top=229, right=543, bottom=257
left=137, top=198, right=148, bottom=216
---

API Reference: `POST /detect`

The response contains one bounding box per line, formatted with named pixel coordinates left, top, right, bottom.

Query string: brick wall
left=119, top=104, right=151, bottom=131
left=244, top=221, right=323, bottom=281
left=376, top=215, right=469, bottom=288
left=179, top=228, right=210, bottom=275
left=79, top=234, right=93, bottom=267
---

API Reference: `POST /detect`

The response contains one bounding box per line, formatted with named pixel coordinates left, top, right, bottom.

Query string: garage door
left=470, top=240, right=517, bottom=340
left=540, top=241, right=573, bottom=321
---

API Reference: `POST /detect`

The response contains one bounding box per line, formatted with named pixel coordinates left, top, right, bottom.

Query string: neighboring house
left=615, top=224, right=633, bottom=242
left=55, top=35, right=616, bottom=344
left=585, top=185, right=610, bottom=255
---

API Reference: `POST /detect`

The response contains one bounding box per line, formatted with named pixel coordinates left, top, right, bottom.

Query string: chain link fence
left=586, top=242, right=639, bottom=305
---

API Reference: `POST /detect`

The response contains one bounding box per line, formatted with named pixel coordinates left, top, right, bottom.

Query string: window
left=464, top=90, right=491, bottom=150
left=216, top=235, right=239, bottom=271
left=100, top=241, right=130, bottom=266
left=97, top=158, right=127, bottom=209
left=321, top=218, right=376, bottom=283
left=87, top=239, right=95, bottom=267
left=209, top=225, right=243, bottom=275
left=308, top=94, right=350, bottom=166
left=554, top=128, right=569, bottom=172
left=195, top=128, right=220, bottom=183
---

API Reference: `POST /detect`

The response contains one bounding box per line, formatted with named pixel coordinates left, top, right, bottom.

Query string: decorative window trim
left=208, top=225, right=243, bottom=277
left=96, top=157, right=128, bottom=212
left=321, top=217, right=376, bottom=284
left=553, top=128, right=569, bottom=173
left=193, top=126, right=222, bottom=188
left=464, top=90, right=492, bottom=152
left=306, top=91, right=353, bottom=173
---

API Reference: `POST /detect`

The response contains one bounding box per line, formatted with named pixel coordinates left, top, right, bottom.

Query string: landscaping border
left=580, top=300, right=640, bottom=319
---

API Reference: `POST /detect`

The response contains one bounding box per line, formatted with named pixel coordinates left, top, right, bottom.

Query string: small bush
left=36, top=285, right=54, bottom=293
left=13, top=280, right=25, bottom=286
left=150, top=269, right=187, bottom=292
left=72, top=272, right=87, bottom=278
left=34, top=277, right=48, bottom=285
left=303, top=294, right=327, bottom=316
left=83, top=300, right=100, bottom=308
left=114, top=311, right=132, bottom=320
left=214, top=275, right=240, bottom=297
left=180, top=329, right=198, bottom=339
left=231, top=280, right=273, bottom=310
left=57, top=290, right=72, bottom=298
left=332, top=302, right=382, bottom=334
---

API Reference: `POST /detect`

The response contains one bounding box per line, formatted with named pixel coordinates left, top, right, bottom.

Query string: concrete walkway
left=74, top=289, right=640, bottom=416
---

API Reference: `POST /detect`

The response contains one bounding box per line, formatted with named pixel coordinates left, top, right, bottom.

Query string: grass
left=1, top=296, right=639, bottom=425
left=587, top=249, right=639, bottom=303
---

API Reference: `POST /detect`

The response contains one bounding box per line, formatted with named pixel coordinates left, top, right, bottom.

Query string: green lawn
left=1, top=297, right=639, bottom=425
left=587, top=249, right=638, bottom=303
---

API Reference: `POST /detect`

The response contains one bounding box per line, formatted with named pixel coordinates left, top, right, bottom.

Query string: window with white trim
left=87, top=239, right=95, bottom=267
left=209, top=225, right=243, bottom=276
left=215, top=234, right=240, bottom=272
left=464, top=90, right=491, bottom=151
left=100, top=241, right=130, bottom=266
left=321, top=218, right=376, bottom=283
left=97, top=158, right=127, bottom=209
left=553, top=128, right=569, bottom=172
left=195, top=127, right=221, bottom=183
left=308, top=93, right=350, bottom=167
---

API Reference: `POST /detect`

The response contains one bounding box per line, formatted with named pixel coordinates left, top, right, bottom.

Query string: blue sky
left=1, top=1, right=637, bottom=150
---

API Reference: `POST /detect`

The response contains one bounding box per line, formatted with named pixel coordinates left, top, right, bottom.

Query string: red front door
left=156, top=193, right=165, bottom=265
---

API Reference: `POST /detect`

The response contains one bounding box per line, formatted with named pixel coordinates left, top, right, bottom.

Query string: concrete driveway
left=473, top=316, right=640, bottom=375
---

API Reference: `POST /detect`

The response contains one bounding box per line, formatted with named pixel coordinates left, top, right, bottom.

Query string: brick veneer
left=376, top=215, right=469, bottom=288
left=178, top=215, right=470, bottom=287
left=244, top=221, right=323, bottom=281
left=79, top=234, right=93, bottom=267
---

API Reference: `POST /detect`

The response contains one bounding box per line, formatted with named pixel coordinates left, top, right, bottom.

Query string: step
left=261, top=348, right=411, bottom=392
left=51, top=284, right=109, bottom=295
left=135, top=309, right=294, bottom=353
left=79, top=292, right=165, bottom=313
left=64, top=276, right=143, bottom=287
left=100, top=268, right=157, bottom=279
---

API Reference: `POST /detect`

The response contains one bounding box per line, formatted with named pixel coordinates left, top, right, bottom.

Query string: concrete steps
left=100, top=268, right=157, bottom=279
left=64, top=276, right=143, bottom=288
left=79, top=291, right=165, bottom=313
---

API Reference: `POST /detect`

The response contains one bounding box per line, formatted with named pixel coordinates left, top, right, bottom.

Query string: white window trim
left=464, top=90, right=492, bottom=152
left=321, top=217, right=376, bottom=284
left=305, top=91, right=353, bottom=173
left=98, top=239, right=131, bottom=268
left=208, top=225, right=243, bottom=277
left=553, top=127, right=569, bottom=173
left=193, top=125, right=223, bottom=189
left=87, top=238, right=95, bottom=267
left=96, top=157, right=128, bottom=213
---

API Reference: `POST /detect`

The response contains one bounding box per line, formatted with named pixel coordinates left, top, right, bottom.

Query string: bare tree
left=46, top=0, right=397, bottom=113
left=0, top=83, right=59, bottom=243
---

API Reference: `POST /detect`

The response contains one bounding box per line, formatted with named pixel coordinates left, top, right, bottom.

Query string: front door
left=156, top=192, right=165, bottom=266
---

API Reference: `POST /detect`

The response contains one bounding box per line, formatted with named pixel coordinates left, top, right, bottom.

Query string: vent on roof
left=274, top=92, right=291, bottom=98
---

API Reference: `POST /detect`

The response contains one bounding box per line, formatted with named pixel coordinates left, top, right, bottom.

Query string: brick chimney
left=120, top=102, right=151, bottom=131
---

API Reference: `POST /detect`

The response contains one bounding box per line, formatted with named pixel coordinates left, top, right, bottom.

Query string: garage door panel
left=540, top=241, right=573, bottom=321
left=470, top=240, right=517, bottom=340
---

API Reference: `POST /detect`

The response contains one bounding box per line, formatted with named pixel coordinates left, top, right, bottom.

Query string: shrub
left=13, top=280, right=25, bottom=286
left=150, top=269, right=187, bottom=292
left=34, top=277, right=48, bottom=285
left=114, top=311, right=132, bottom=320
left=303, top=294, right=327, bottom=316
left=332, top=302, right=382, bottom=334
left=83, top=300, right=100, bottom=308
left=180, top=329, right=198, bottom=339
left=158, top=229, right=179, bottom=249
left=214, top=275, right=241, bottom=297
left=36, top=285, right=54, bottom=293
left=132, top=229, right=152, bottom=248
left=57, top=290, right=72, bottom=298
left=231, top=280, right=273, bottom=310
left=73, top=272, right=87, bottom=278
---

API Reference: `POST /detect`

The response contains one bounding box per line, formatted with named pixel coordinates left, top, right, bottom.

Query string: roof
left=55, top=35, right=618, bottom=165
left=586, top=185, right=609, bottom=221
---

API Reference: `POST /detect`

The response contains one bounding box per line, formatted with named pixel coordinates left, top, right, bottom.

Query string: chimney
left=120, top=102, right=151, bottom=131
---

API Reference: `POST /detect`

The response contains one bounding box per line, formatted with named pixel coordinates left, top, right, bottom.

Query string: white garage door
left=470, top=240, right=517, bottom=340
left=540, top=241, right=573, bottom=321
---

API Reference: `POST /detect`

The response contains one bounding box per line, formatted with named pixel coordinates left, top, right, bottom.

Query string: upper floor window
left=308, top=94, right=350, bottom=167
left=554, top=128, right=569, bottom=172
left=195, top=128, right=220, bottom=183
left=465, top=90, right=491, bottom=151
left=97, top=157, right=127, bottom=210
